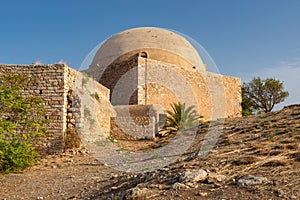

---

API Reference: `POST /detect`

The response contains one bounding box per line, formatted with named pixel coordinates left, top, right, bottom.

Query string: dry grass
left=286, top=144, right=299, bottom=150
left=288, top=152, right=300, bottom=162
left=105, top=105, right=300, bottom=198
left=231, top=156, right=260, bottom=166
left=280, top=138, right=296, bottom=144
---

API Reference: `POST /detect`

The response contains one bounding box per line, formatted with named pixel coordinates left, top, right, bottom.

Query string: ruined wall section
left=70, top=71, right=113, bottom=147
left=0, top=64, right=113, bottom=154
left=60, top=66, right=113, bottom=149
left=93, top=75, right=112, bottom=136
left=0, top=64, right=66, bottom=153
left=63, top=67, right=82, bottom=149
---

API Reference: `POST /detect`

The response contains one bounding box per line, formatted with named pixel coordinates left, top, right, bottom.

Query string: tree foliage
left=0, top=74, right=47, bottom=173
left=242, top=77, right=289, bottom=115
left=160, top=102, right=201, bottom=135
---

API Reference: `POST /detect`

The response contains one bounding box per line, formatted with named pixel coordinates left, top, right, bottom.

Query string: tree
left=0, top=74, right=47, bottom=173
left=242, top=77, right=289, bottom=114
left=159, top=102, right=201, bottom=136
left=241, top=87, right=259, bottom=116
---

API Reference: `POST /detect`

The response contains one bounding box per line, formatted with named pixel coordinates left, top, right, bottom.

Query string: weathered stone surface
left=111, top=104, right=164, bottom=139
left=237, top=176, right=268, bottom=186
left=179, top=169, right=208, bottom=183
left=125, top=187, right=152, bottom=199
left=0, top=64, right=112, bottom=154
left=85, top=28, right=242, bottom=121
left=207, top=173, right=227, bottom=184
left=172, top=182, right=190, bottom=190
left=137, top=58, right=242, bottom=121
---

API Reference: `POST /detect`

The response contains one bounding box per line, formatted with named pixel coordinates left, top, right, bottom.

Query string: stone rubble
left=237, top=176, right=269, bottom=186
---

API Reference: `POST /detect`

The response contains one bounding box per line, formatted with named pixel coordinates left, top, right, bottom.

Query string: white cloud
left=238, top=59, right=300, bottom=110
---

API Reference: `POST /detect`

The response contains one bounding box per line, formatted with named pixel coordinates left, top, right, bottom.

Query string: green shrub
left=0, top=74, right=47, bottom=173
left=0, top=136, right=39, bottom=173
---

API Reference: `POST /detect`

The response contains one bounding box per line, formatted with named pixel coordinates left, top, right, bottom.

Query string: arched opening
left=139, top=51, right=148, bottom=58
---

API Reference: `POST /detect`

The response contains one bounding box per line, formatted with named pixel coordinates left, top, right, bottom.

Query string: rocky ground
left=1, top=105, right=300, bottom=199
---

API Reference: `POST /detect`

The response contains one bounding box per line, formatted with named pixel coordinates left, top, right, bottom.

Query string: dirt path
left=0, top=154, right=116, bottom=199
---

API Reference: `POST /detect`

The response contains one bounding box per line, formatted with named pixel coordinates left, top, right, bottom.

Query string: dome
left=89, top=27, right=205, bottom=70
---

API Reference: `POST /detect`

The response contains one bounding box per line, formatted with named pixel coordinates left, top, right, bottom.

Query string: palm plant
left=160, top=102, right=201, bottom=136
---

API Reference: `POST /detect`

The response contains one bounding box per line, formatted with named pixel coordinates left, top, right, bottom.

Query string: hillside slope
left=94, top=104, right=300, bottom=199
left=0, top=105, right=299, bottom=199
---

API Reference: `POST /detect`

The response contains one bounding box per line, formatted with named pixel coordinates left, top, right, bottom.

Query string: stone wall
left=111, top=105, right=165, bottom=139
left=0, top=64, right=66, bottom=154
left=72, top=72, right=113, bottom=144
left=136, top=57, right=241, bottom=120
left=206, top=72, right=241, bottom=119
left=0, top=64, right=112, bottom=154
left=86, top=54, right=241, bottom=121
left=86, top=55, right=139, bottom=105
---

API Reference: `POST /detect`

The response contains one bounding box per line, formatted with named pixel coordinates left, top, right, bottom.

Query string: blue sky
left=1, top=0, right=299, bottom=108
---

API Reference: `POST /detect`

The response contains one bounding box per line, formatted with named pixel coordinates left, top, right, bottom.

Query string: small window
left=192, top=66, right=196, bottom=69
left=39, top=90, right=43, bottom=94
left=140, top=51, right=148, bottom=58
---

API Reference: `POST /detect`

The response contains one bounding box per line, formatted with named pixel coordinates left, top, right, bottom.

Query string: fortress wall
left=206, top=72, right=242, bottom=118
left=0, top=64, right=66, bottom=153
left=137, top=57, right=212, bottom=119
left=0, top=64, right=112, bottom=154
left=136, top=57, right=241, bottom=120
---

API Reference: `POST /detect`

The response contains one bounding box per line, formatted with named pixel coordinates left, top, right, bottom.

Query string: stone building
left=0, top=27, right=241, bottom=153
left=85, top=27, right=241, bottom=121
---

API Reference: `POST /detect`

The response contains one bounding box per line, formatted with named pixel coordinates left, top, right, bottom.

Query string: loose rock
left=179, top=169, right=207, bottom=183
left=172, top=182, right=190, bottom=190
left=274, top=189, right=285, bottom=197
left=199, top=192, right=208, bottom=197
left=125, top=187, right=152, bottom=199
left=237, top=176, right=268, bottom=186
left=207, top=173, right=227, bottom=184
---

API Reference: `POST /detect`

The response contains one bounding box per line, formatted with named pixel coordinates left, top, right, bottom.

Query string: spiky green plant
left=161, top=102, right=201, bottom=135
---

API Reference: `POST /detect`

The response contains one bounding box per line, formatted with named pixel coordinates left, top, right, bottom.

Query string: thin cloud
left=238, top=59, right=300, bottom=110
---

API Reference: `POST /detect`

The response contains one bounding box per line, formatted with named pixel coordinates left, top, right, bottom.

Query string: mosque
left=0, top=27, right=241, bottom=152
left=85, top=27, right=241, bottom=120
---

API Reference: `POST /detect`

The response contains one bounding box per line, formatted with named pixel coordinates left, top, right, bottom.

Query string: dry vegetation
left=0, top=105, right=299, bottom=199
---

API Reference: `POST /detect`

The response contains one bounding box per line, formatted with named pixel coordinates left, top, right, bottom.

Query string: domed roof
left=89, top=27, right=205, bottom=70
